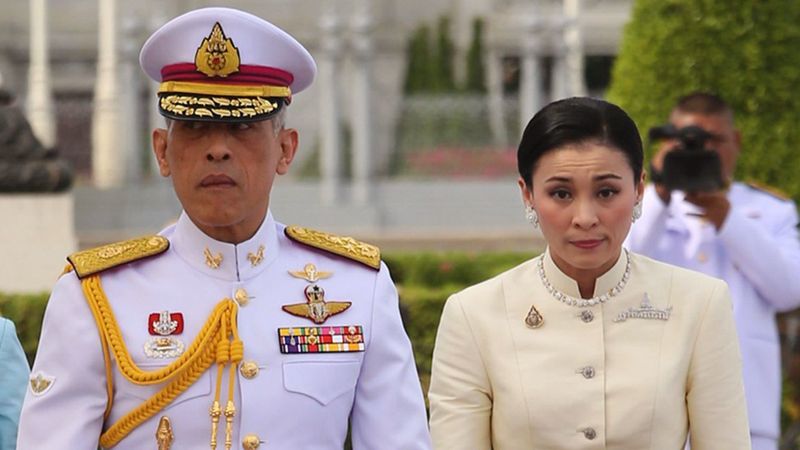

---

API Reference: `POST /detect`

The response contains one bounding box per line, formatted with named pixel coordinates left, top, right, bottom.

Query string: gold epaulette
left=745, top=180, right=791, bottom=202
left=67, top=235, right=170, bottom=279
left=285, top=226, right=381, bottom=270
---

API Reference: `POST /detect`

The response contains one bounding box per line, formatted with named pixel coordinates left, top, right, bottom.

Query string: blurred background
left=3, top=0, right=800, bottom=446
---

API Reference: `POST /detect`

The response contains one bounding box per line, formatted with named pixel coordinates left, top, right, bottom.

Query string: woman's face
left=519, top=142, right=644, bottom=281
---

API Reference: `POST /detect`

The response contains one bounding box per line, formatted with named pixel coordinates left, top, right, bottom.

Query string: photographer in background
left=626, top=92, right=800, bottom=450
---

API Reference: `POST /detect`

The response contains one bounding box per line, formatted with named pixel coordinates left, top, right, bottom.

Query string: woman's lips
left=200, top=174, right=236, bottom=188
left=571, top=239, right=604, bottom=249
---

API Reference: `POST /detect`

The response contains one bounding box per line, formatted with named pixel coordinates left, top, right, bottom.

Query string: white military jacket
left=429, top=249, right=750, bottom=450
left=627, top=182, right=800, bottom=442
left=17, top=211, right=432, bottom=449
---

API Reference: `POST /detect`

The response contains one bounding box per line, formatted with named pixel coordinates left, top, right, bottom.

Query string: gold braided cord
left=82, top=283, right=115, bottom=420
left=82, top=276, right=226, bottom=386
left=79, top=275, right=241, bottom=449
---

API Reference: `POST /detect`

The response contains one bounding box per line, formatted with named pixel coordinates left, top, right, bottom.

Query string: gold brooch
left=289, top=263, right=332, bottom=283
left=525, top=304, right=544, bottom=329
left=247, top=245, right=265, bottom=267
left=282, top=285, right=351, bottom=324
left=204, top=248, right=223, bottom=269
left=194, top=22, right=240, bottom=78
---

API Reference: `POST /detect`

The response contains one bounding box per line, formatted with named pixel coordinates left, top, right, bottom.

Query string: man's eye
left=233, top=122, right=252, bottom=131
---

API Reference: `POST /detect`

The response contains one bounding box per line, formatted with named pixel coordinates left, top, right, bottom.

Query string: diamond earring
left=525, top=206, right=539, bottom=228
left=632, top=202, right=642, bottom=222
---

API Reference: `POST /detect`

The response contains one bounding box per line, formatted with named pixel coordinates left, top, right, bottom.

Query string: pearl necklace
left=536, top=250, right=631, bottom=308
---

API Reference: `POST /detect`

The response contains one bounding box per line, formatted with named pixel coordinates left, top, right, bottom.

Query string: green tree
left=607, top=0, right=800, bottom=201
left=435, top=17, right=456, bottom=92
left=404, top=25, right=434, bottom=94
left=464, top=18, right=486, bottom=93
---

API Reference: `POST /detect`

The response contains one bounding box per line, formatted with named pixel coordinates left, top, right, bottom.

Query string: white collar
left=170, top=210, right=280, bottom=281
left=542, top=246, right=630, bottom=299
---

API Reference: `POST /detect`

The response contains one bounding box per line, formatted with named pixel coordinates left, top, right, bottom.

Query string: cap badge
left=282, top=284, right=351, bottom=324
left=29, top=372, right=55, bottom=396
left=289, top=263, right=333, bottom=283
left=149, top=311, right=184, bottom=336
left=195, top=22, right=240, bottom=78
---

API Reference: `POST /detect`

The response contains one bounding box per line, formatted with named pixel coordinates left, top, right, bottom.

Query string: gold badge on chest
left=282, top=284, right=351, bottom=324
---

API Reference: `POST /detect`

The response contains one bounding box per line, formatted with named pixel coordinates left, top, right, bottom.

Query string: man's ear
left=276, top=128, right=299, bottom=175
left=152, top=128, right=171, bottom=177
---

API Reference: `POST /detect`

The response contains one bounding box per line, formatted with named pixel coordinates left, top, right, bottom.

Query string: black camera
left=648, top=124, right=725, bottom=192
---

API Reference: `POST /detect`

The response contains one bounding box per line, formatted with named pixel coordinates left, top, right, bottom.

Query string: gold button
left=234, top=288, right=250, bottom=306
left=239, top=361, right=259, bottom=379
left=242, top=434, right=261, bottom=450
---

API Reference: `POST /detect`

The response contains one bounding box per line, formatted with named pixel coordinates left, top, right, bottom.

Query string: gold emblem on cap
left=195, top=22, right=240, bottom=78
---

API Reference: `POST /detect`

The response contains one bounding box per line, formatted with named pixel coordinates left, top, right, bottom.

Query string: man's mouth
left=200, top=174, right=236, bottom=188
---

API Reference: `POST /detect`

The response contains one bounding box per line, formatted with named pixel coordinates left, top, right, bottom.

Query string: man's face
left=669, top=110, right=741, bottom=180
left=152, top=118, right=298, bottom=242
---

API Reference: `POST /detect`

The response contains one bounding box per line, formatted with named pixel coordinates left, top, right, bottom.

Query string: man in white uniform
left=627, top=92, right=800, bottom=449
left=16, top=7, right=431, bottom=449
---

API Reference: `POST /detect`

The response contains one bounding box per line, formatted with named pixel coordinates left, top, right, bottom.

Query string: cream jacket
left=429, top=250, right=750, bottom=450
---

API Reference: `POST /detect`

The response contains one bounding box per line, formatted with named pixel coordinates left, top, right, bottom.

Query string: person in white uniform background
left=627, top=92, right=800, bottom=450
left=16, top=7, right=431, bottom=450
left=429, top=97, right=750, bottom=449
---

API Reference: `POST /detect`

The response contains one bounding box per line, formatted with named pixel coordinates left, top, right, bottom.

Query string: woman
left=428, top=97, right=750, bottom=449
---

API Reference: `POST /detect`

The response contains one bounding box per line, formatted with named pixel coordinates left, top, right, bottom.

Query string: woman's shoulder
left=628, top=252, right=729, bottom=303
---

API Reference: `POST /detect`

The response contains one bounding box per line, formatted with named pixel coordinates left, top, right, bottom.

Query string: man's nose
left=205, top=129, right=232, bottom=162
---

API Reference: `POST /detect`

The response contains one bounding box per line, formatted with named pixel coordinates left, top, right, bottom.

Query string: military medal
left=278, top=325, right=365, bottom=354
left=289, top=263, right=332, bottom=283
left=145, top=311, right=186, bottom=358
left=282, top=284, right=351, bottom=324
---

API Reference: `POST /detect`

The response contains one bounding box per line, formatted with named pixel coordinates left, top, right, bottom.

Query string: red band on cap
left=161, top=63, right=294, bottom=87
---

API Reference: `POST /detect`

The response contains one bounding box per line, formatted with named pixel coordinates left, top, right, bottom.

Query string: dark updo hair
left=517, top=97, right=643, bottom=188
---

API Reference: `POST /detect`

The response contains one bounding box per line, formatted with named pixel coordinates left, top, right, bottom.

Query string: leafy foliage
left=607, top=0, right=800, bottom=202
